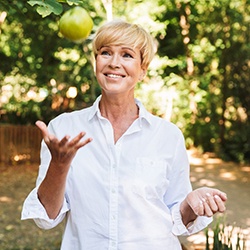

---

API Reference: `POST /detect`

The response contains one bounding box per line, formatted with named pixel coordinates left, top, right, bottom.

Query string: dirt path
left=180, top=150, right=250, bottom=249
left=0, top=152, right=249, bottom=249
left=0, top=164, right=64, bottom=249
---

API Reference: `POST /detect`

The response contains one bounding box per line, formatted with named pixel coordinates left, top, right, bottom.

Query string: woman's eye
left=101, top=51, right=110, bottom=56
left=123, top=53, right=133, bottom=58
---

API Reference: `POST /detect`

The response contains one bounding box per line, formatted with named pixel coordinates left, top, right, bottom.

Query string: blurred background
left=0, top=0, right=249, bottom=249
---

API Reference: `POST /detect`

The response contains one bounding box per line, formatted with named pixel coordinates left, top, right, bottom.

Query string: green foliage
left=205, top=218, right=246, bottom=250
left=0, top=0, right=249, bottom=162
left=27, top=0, right=87, bottom=17
left=154, top=0, right=250, bottom=163
left=28, top=0, right=63, bottom=17
left=0, top=1, right=101, bottom=124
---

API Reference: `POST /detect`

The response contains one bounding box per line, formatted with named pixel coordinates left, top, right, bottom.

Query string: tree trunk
left=102, top=0, right=113, bottom=21
left=176, top=1, right=197, bottom=123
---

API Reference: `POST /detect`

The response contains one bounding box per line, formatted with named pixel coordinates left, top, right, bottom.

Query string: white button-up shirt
left=21, top=96, right=211, bottom=250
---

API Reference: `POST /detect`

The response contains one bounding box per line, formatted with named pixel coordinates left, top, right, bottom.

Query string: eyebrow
left=99, top=45, right=136, bottom=53
left=121, top=46, right=136, bottom=52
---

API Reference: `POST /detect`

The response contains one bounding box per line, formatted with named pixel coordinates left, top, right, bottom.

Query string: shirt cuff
left=21, top=186, right=69, bottom=229
left=171, top=202, right=213, bottom=236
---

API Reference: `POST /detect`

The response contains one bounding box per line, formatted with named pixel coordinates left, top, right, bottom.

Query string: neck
left=99, top=94, right=138, bottom=121
left=99, top=94, right=139, bottom=143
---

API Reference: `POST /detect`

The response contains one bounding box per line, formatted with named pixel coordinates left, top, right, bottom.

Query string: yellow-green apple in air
left=59, top=7, right=93, bottom=43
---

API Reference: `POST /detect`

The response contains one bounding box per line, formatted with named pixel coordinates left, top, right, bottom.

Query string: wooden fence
left=0, top=124, right=42, bottom=165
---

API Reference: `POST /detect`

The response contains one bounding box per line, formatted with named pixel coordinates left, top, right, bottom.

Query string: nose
left=109, top=54, right=121, bottom=68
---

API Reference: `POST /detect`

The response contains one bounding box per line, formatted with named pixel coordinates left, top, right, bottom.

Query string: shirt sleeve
left=164, top=129, right=212, bottom=235
left=21, top=186, right=70, bottom=230
left=171, top=202, right=213, bottom=235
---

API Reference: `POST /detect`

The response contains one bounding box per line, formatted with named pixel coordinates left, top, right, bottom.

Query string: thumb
left=35, top=120, right=50, bottom=143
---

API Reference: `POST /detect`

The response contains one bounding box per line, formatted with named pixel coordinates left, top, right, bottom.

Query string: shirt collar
left=88, top=95, right=102, bottom=121
left=135, top=98, right=152, bottom=126
left=88, top=95, right=152, bottom=126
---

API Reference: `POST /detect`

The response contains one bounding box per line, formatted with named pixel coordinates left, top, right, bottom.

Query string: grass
left=0, top=163, right=64, bottom=250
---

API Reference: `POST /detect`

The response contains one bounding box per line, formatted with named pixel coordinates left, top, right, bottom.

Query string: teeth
left=107, top=74, right=122, bottom=78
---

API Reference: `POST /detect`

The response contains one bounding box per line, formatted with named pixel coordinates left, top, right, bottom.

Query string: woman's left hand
left=186, top=187, right=227, bottom=217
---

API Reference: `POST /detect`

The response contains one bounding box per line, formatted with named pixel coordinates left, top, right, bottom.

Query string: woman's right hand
left=36, top=120, right=92, bottom=173
left=36, top=120, right=92, bottom=219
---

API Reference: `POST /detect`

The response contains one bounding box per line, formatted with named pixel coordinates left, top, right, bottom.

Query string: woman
left=22, top=20, right=227, bottom=250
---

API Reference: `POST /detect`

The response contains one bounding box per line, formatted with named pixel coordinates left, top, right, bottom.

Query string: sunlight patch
left=0, top=196, right=13, bottom=203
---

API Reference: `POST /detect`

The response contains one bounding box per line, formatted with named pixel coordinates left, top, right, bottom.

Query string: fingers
left=206, top=193, right=218, bottom=212
left=78, top=137, right=93, bottom=149
left=35, top=120, right=46, bottom=131
left=209, top=188, right=226, bottom=200
left=200, top=193, right=226, bottom=217
left=67, top=132, right=93, bottom=150
left=36, top=120, right=58, bottom=146
left=187, top=187, right=227, bottom=219
left=196, top=200, right=205, bottom=216
left=214, top=194, right=226, bottom=212
left=195, top=198, right=213, bottom=217
left=218, top=192, right=227, bottom=202
left=35, top=120, right=92, bottom=149
left=203, top=194, right=216, bottom=217
left=36, top=120, right=50, bottom=142
left=58, top=135, right=71, bottom=147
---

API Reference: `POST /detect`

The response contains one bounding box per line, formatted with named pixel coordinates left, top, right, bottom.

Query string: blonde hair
left=92, top=20, right=155, bottom=68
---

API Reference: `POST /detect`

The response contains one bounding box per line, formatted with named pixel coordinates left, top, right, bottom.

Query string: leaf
left=37, top=6, right=53, bottom=18
left=66, top=0, right=83, bottom=4
left=28, top=0, right=63, bottom=17
left=45, top=0, right=63, bottom=15
left=58, top=0, right=83, bottom=6
left=27, top=0, right=44, bottom=6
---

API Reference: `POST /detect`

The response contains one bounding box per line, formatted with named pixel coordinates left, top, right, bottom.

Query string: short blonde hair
left=92, top=20, right=155, bottom=69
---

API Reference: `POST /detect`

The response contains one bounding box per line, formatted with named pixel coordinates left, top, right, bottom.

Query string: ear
left=139, top=68, right=147, bottom=81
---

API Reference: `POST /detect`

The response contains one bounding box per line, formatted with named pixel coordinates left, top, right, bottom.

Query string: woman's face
left=95, top=45, right=145, bottom=97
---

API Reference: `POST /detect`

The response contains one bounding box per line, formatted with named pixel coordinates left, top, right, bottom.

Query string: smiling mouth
left=105, top=73, right=125, bottom=79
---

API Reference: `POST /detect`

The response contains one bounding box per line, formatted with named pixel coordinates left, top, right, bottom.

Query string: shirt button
left=112, top=188, right=116, bottom=194
left=112, top=164, right=116, bottom=169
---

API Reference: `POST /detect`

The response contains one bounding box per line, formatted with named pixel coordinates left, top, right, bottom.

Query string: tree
left=155, top=0, right=250, bottom=162
left=0, top=0, right=249, bottom=162
left=0, top=0, right=104, bottom=124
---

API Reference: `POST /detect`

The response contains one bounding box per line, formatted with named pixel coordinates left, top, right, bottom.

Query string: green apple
left=59, top=7, right=93, bottom=43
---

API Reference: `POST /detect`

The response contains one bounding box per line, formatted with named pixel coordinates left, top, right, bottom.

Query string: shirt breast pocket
left=132, top=157, right=169, bottom=200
